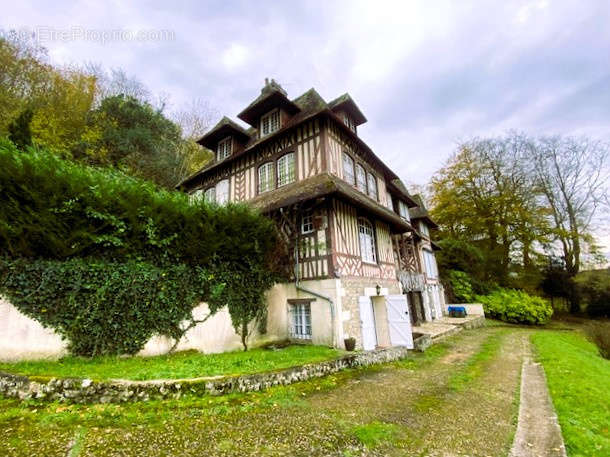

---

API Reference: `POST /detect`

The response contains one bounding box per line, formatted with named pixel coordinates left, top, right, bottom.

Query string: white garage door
left=385, top=295, right=414, bottom=349
left=358, top=296, right=377, bottom=350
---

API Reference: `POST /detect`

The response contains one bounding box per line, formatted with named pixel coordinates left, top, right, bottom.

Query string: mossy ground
left=2, top=323, right=603, bottom=456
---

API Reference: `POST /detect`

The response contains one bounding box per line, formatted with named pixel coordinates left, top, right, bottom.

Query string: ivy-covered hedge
left=0, top=140, right=284, bottom=355
left=476, top=288, right=553, bottom=325
left=0, top=258, right=224, bottom=356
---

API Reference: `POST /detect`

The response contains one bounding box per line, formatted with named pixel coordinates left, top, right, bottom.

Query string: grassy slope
left=531, top=330, right=610, bottom=457
left=0, top=345, right=341, bottom=381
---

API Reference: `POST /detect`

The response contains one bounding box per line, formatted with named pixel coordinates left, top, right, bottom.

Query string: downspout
left=293, top=226, right=337, bottom=348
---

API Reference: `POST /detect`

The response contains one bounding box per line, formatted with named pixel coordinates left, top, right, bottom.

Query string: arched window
left=258, top=162, right=274, bottom=194
left=216, top=179, right=229, bottom=205
left=367, top=172, right=378, bottom=201
left=204, top=187, right=215, bottom=203
left=342, top=152, right=355, bottom=185
left=358, top=218, right=377, bottom=264
left=277, top=153, right=295, bottom=187
left=356, top=164, right=367, bottom=192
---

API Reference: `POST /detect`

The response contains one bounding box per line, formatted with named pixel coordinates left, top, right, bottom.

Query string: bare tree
left=171, top=98, right=218, bottom=180
left=172, top=97, right=218, bottom=140
left=84, top=63, right=151, bottom=106
left=532, top=136, right=610, bottom=276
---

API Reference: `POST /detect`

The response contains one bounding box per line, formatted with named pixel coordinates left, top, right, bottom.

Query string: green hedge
left=476, top=288, right=553, bottom=325
left=0, top=138, right=280, bottom=268
left=0, top=140, right=284, bottom=355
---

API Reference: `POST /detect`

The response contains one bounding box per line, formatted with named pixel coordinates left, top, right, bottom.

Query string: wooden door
left=385, top=295, right=414, bottom=349
left=358, top=296, right=377, bottom=350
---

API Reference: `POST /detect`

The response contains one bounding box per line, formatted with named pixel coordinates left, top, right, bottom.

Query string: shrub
left=447, top=270, right=476, bottom=303
left=584, top=321, right=610, bottom=359
left=476, top=288, right=553, bottom=325
left=574, top=270, right=610, bottom=318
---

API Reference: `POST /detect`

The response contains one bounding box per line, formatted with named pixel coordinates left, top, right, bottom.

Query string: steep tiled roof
left=327, top=93, right=367, bottom=125
left=196, top=116, right=251, bottom=149
left=178, top=84, right=406, bottom=191
left=408, top=194, right=439, bottom=229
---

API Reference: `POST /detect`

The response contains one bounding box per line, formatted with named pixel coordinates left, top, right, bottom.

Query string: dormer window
left=217, top=137, right=232, bottom=161
left=260, top=109, right=280, bottom=137
left=343, top=114, right=357, bottom=133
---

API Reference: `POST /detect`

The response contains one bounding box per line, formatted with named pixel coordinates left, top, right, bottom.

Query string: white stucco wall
left=0, top=285, right=292, bottom=361
left=0, top=298, right=68, bottom=361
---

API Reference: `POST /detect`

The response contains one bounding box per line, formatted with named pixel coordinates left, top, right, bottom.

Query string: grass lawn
left=0, top=345, right=341, bottom=381
left=531, top=329, right=610, bottom=457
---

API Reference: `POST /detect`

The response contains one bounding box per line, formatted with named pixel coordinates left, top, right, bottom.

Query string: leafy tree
left=7, top=107, right=33, bottom=149
left=74, top=94, right=184, bottom=187
left=430, top=134, right=550, bottom=284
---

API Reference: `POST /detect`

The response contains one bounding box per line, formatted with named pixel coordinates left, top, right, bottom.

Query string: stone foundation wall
left=0, top=346, right=409, bottom=404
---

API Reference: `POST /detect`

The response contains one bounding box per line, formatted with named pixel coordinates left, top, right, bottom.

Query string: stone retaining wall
left=0, top=346, right=409, bottom=404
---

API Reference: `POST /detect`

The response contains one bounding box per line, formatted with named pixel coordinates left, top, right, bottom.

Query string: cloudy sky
left=3, top=0, right=610, bottom=251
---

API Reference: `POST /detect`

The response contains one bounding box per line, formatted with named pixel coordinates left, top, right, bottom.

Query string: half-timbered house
left=179, top=79, right=445, bottom=350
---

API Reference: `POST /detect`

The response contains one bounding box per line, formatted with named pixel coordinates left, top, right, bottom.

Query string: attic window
left=260, top=109, right=280, bottom=137
left=217, top=137, right=232, bottom=161
left=343, top=114, right=357, bottom=133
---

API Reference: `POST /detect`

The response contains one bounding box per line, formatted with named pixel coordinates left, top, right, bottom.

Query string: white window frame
left=423, top=249, right=438, bottom=279
left=289, top=302, right=312, bottom=340
left=356, top=164, right=367, bottom=193
left=343, top=114, right=357, bottom=133
left=301, top=210, right=314, bottom=234
left=358, top=218, right=377, bottom=264
left=342, top=152, right=355, bottom=185
left=204, top=187, right=216, bottom=203
left=420, top=222, right=430, bottom=237
left=276, top=152, right=295, bottom=187
left=385, top=191, right=393, bottom=210
left=258, top=162, right=274, bottom=194
left=215, top=179, right=229, bottom=205
left=216, top=136, right=232, bottom=161
left=367, top=172, right=378, bottom=201
left=398, top=201, right=410, bottom=221
left=260, top=109, right=280, bottom=137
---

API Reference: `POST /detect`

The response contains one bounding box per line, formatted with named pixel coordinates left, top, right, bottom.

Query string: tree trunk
left=241, top=321, right=248, bottom=351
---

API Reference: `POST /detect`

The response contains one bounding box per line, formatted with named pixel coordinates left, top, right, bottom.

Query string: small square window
left=301, top=211, right=314, bottom=234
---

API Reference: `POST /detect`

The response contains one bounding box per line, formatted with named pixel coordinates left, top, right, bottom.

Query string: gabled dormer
left=238, top=78, right=301, bottom=139
left=328, top=93, right=367, bottom=135
left=408, top=194, right=439, bottom=238
left=197, top=116, right=251, bottom=162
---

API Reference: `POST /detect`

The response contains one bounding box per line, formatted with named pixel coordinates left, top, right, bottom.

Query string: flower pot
left=344, top=337, right=356, bottom=351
